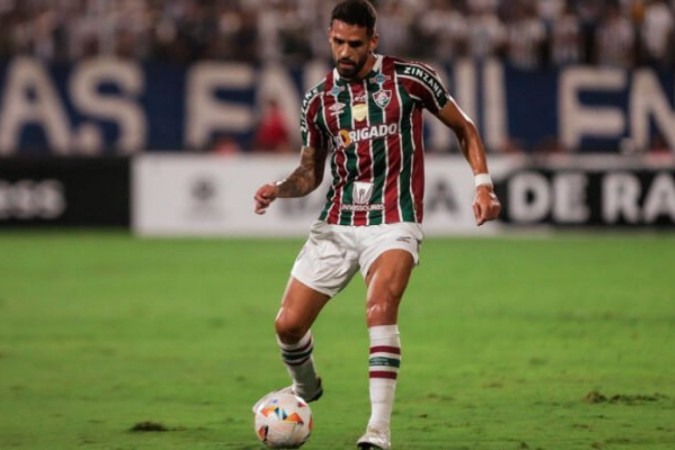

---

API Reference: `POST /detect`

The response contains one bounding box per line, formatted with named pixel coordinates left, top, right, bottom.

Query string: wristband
left=474, top=173, right=493, bottom=188
left=274, top=179, right=286, bottom=187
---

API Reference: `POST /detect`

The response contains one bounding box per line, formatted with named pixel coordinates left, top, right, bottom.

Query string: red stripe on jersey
left=304, top=93, right=324, bottom=149
left=352, top=80, right=369, bottom=226
left=383, top=56, right=403, bottom=223
left=324, top=72, right=343, bottom=224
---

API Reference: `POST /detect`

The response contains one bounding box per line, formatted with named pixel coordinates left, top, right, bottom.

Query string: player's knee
left=366, top=283, right=404, bottom=323
left=275, top=315, right=307, bottom=344
left=370, top=283, right=404, bottom=306
left=366, top=299, right=399, bottom=325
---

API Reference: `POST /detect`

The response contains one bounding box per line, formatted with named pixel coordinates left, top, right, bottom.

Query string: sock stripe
left=282, top=347, right=313, bottom=361
left=286, top=356, right=311, bottom=367
left=367, top=326, right=400, bottom=427
left=280, top=335, right=314, bottom=369
left=369, top=356, right=401, bottom=368
left=370, top=345, right=401, bottom=355
left=280, top=336, right=313, bottom=353
left=369, top=370, right=398, bottom=379
left=369, top=343, right=401, bottom=380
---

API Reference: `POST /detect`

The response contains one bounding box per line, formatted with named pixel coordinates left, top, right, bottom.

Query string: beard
left=335, top=54, right=368, bottom=79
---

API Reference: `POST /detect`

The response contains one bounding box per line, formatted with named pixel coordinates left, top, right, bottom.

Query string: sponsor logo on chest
left=341, top=181, right=384, bottom=212
left=335, top=123, right=399, bottom=147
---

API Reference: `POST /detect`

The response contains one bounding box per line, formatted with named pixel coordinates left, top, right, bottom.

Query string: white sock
left=367, top=324, right=401, bottom=429
left=277, top=331, right=319, bottom=398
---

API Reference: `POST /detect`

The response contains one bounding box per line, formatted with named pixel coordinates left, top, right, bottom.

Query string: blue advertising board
left=0, top=57, right=673, bottom=155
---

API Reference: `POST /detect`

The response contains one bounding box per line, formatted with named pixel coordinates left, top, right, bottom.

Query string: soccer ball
left=253, top=393, right=313, bottom=449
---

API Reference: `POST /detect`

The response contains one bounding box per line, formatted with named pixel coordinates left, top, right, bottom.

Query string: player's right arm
left=255, top=82, right=328, bottom=215
left=253, top=145, right=328, bottom=215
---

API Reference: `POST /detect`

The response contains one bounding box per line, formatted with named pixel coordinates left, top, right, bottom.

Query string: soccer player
left=252, top=1, right=501, bottom=448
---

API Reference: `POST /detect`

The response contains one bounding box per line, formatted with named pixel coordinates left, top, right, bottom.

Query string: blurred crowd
left=0, top=0, right=674, bottom=70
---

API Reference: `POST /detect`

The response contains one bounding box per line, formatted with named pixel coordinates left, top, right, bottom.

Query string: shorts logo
left=373, top=89, right=391, bottom=108
left=352, top=181, right=374, bottom=205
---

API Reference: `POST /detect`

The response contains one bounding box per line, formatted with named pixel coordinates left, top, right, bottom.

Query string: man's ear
left=369, top=34, right=379, bottom=52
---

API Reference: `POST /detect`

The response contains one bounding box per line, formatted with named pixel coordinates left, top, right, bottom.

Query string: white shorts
left=291, top=220, right=424, bottom=297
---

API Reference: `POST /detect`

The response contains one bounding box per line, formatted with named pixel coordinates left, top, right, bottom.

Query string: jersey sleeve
left=397, top=62, right=451, bottom=114
left=300, top=86, right=328, bottom=149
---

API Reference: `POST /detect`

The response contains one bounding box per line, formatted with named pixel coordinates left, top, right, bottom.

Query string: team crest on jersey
left=372, top=89, right=391, bottom=108
left=352, top=103, right=368, bottom=122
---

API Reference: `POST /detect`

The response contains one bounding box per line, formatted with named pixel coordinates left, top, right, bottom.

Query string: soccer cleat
left=252, top=377, right=323, bottom=413
left=356, top=425, right=391, bottom=450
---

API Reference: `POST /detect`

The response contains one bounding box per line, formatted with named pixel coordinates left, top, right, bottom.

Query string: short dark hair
left=330, top=0, right=377, bottom=36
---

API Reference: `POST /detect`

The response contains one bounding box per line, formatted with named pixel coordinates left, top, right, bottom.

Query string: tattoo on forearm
left=277, top=147, right=324, bottom=198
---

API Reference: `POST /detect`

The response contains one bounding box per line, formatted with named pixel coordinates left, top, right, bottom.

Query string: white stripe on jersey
left=393, top=66, right=405, bottom=222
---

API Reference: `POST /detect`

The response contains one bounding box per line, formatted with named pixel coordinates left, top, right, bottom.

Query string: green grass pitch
left=1, top=231, right=674, bottom=449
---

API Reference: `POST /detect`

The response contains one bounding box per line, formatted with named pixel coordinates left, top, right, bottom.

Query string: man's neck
left=350, top=53, right=378, bottom=81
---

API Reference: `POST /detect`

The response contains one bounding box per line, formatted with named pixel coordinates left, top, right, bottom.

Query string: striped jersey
left=301, top=54, right=451, bottom=226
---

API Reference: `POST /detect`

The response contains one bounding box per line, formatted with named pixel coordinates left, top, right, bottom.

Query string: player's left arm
left=436, top=98, right=502, bottom=226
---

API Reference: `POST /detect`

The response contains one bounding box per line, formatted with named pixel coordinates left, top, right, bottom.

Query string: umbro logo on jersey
left=329, top=103, right=346, bottom=116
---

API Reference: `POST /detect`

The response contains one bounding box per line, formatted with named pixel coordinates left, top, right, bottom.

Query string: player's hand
left=472, top=185, right=501, bottom=226
left=254, top=183, right=279, bottom=215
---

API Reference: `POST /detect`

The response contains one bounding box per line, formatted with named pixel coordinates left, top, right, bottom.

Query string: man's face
left=328, top=20, right=377, bottom=79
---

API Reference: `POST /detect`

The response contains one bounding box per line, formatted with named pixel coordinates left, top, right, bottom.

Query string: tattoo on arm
left=277, top=146, right=327, bottom=198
